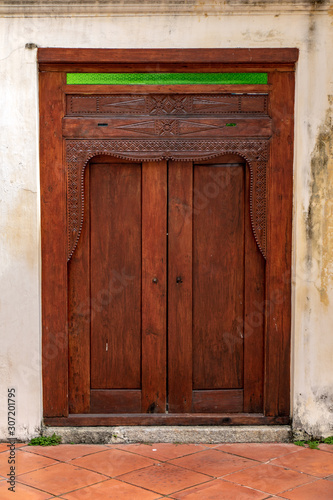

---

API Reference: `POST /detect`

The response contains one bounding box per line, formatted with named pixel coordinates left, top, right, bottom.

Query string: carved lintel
left=66, top=139, right=268, bottom=261
left=67, top=93, right=268, bottom=116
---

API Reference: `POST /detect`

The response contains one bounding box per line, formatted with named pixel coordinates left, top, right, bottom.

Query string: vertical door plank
left=192, top=164, right=245, bottom=390
left=168, top=161, right=193, bottom=413
left=68, top=167, right=90, bottom=414
left=142, top=161, right=167, bottom=413
left=243, top=166, right=265, bottom=413
left=40, top=71, right=68, bottom=417
left=90, top=163, right=142, bottom=390
left=265, top=71, right=294, bottom=416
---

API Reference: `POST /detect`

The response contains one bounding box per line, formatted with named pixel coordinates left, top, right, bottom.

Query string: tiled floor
left=0, top=441, right=332, bottom=499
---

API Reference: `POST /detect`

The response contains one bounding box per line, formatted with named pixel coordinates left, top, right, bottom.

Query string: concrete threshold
left=43, top=425, right=292, bottom=444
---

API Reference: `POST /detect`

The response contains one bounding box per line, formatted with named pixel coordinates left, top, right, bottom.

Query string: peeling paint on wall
left=293, top=385, right=333, bottom=439
left=305, top=97, right=333, bottom=306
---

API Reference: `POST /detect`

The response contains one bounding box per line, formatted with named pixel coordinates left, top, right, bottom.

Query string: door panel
left=90, top=163, right=142, bottom=390
left=69, top=159, right=168, bottom=414
left=192, top=164, right=245, bottom=390
left=167, top=159, right=262, bottom=414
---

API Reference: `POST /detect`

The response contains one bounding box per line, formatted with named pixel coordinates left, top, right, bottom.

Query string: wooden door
left=68, top=154, right=264, bottom=415
left=168, top=158, right=264, bottom=415
left=69, top=158, right=168, bottom=414
left=39, top=48, right=297, bottom=425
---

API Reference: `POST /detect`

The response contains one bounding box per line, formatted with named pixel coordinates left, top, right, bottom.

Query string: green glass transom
left=66, top=73, right=268, bottom=85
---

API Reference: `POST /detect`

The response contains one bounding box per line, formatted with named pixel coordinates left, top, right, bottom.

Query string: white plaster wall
left=0, top=5, right=332, bottom=440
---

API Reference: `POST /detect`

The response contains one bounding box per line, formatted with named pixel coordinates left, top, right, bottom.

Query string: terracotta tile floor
left=0, top=441, right=332, bottom=499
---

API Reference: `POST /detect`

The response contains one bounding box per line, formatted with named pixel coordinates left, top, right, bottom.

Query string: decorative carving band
left=67, top=93, right=268, bottom=116
left=66, top=138, right=268, bottom=261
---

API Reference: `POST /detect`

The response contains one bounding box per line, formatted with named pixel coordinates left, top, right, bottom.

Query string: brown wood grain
left=243, top=166, right=265, bottom=413
left=168, top=161, right=193, bottom=413
left=40, top=71, right=68, bottom=417
left=38, top=48, right=299, bottom=65
left=41, top=63, right=296, bottom=73
left=141, top=161, right=167, bottom=413
left=64, top=84, right=272, bottom=95
left=90, top=390, right=141, bottom=413
left=62, top=117, right=272, bottom=139
left=264, top=71, right=294, bottom=417
left=90, top=162, right=142, bottom=390
left=192, top=390, right=243, bottom=413
left=68, top=167, right=91, bottom=414
left=192, top=163, right=245, bottom=390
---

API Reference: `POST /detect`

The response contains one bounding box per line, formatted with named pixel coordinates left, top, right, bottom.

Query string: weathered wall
left=0, top=0, right=332, bottom=440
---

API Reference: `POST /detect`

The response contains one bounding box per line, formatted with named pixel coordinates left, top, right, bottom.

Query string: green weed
left=28, top=433, right=61, bottom=446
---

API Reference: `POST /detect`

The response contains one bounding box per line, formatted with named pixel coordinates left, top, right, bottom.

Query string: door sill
left=44, top=413, right=290, bottom=426
left=42, top=421, right=292, bottom=444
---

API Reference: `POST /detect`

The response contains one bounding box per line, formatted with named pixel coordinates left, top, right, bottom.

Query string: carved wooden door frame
left=39, top=48, right=298, bottom=426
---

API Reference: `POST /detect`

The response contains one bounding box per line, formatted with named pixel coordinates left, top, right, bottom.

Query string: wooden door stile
left=40, top=71, right=68, bottom=417
left=68, top=167, right=91, bottom=414
left=264, top=71, right=294, bottom=417
left=142, top=161, right=168, bottom=413
left=168, top=161, right=193, bottom=413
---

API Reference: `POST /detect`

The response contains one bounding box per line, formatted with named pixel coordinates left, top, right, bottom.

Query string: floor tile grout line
left=162, top=477, right=271, bottom=498
left=172, top=447, right=260, bottom=460
left=111, top=444, right=211, bottom=461
left=218, top=477, right=294, bottom=496
left=20, top=476, right=112, bottom=498
left=277, top=475, right=325, bottom=495
left=3, top=460, right=67, bottom=478
left=47, top=477, right=117, bottom=498
left=115, top=477, right=181, bottom=498
left=18, top=444, right=112, bottom=462
left=21, top=444, right=211, bottom=465
left=221, top=461, right=321, bottom=479
left=16, top=460, right=111, bottom=491
left=220, top=471, right=321, bottom=496
left=262, top=459, right=329, bottom=477
left=14, top=477, right=86, bottom=497
left=116, top=460, right=214, bottom=478
left=165, top=449, right=261, bottom=468
left=215, top=456, right=328, bottom=479
left=166, top=446, right=303, bottom=468
left=59, top=459, right=169, bottom=485
left=211, top=446, right=302, bottom=463
left=117, top=474, right=215, bottom=497
left=58, top=444, right=221, bottom=467
left=165, top=456, right=270, bottom=479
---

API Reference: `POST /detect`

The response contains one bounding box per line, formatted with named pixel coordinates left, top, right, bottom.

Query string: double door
left=68, top=155, right=265, bottom=416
